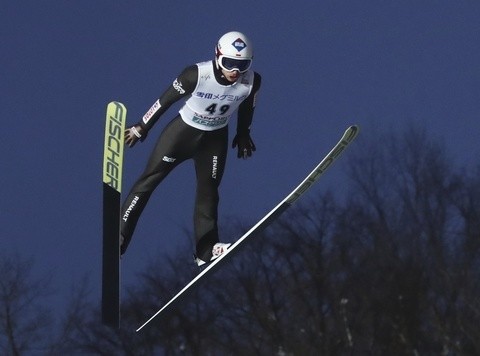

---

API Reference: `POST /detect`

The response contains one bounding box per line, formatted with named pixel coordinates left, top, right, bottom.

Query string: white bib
left=179, top=61, right=254, bottom=131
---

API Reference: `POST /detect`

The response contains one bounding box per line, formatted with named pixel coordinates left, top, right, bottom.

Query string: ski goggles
left=218, top=55, right=252, bottom=73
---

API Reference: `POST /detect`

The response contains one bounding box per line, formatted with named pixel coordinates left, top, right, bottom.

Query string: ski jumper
left=120, top=60, right=261, bottom=261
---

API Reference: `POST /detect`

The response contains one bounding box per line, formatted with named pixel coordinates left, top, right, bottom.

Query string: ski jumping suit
left=120, top=60, right=261, bottom=261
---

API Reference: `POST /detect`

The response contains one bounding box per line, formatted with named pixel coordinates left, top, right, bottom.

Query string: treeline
left=1, top=128, right=479, bottom=355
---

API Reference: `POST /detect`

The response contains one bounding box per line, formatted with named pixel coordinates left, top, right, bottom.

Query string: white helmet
left=215, top=31, right=253, bottom=73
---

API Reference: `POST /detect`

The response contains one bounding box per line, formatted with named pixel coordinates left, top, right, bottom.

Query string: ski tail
left=102, top=101, right=127, bottom=328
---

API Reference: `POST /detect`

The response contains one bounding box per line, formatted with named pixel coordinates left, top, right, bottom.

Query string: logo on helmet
left=231, top=38, right=247, bottom=52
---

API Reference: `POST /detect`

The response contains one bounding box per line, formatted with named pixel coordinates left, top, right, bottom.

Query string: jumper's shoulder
left=175, top=64, right=198, bottom=94
left=178, top=64, right=198, bottom=82
left=252, top=71, right=261, bottom=90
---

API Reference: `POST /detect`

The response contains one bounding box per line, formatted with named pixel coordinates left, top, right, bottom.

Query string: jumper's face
left=222, top=69, right=240, bottom=82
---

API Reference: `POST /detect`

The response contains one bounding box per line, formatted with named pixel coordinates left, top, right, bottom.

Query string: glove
left=124, top=124, right=147, bottom=148
left=232, top=130, right=256, bottom=159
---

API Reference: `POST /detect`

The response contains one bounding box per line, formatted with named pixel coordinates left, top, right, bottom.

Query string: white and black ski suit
left=120, top=60, right=261, bottom=261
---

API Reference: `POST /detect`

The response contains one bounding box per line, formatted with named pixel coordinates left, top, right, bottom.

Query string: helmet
left=215, top=31, right=253, bottom=73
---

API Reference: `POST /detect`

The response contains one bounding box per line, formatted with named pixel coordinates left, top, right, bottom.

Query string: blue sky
left=2, top=1, right=479, bottom=312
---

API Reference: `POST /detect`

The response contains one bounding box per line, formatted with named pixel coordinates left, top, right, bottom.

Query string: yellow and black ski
left=102, top=101, right=126, bottom=328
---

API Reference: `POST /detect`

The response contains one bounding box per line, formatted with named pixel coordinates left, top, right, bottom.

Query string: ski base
left=136, top=125, right=359, bottom=332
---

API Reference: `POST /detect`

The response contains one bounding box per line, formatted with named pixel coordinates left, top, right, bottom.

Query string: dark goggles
left=218, top=55, right=252, bottom=73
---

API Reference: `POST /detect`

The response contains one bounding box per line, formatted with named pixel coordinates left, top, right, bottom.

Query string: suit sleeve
left=236, top=72, right=262, bottom=135
left=138, top=65, right=198, bottom=132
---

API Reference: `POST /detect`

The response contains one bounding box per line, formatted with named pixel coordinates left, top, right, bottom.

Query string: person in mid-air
left=120, top=31, right=262, bottom=267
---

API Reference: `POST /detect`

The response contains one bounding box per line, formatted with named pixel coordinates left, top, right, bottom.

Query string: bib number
left=205, top=104, right=230, bottom=115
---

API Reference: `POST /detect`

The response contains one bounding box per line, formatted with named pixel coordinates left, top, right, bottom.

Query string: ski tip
left=344, top=125, right=360, bottom=142
left=107, top=100, right=126, bottom=106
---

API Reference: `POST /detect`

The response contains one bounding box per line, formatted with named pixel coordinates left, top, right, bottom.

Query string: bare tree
left=337, top=126, right=480, bottom=354
left=56, top=126, right=479, bottom=355
left=0, top=254, right=53, bottom=356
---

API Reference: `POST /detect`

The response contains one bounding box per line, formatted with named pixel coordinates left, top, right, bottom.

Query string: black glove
left=232, top=130, right=256, bottom=159
left=124, top=124, right=147, bottom=148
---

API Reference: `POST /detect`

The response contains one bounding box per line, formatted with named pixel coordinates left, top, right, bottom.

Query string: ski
left=102, top=101, right=127, bottom=328
left=136, top=125, right=360, bottom=332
